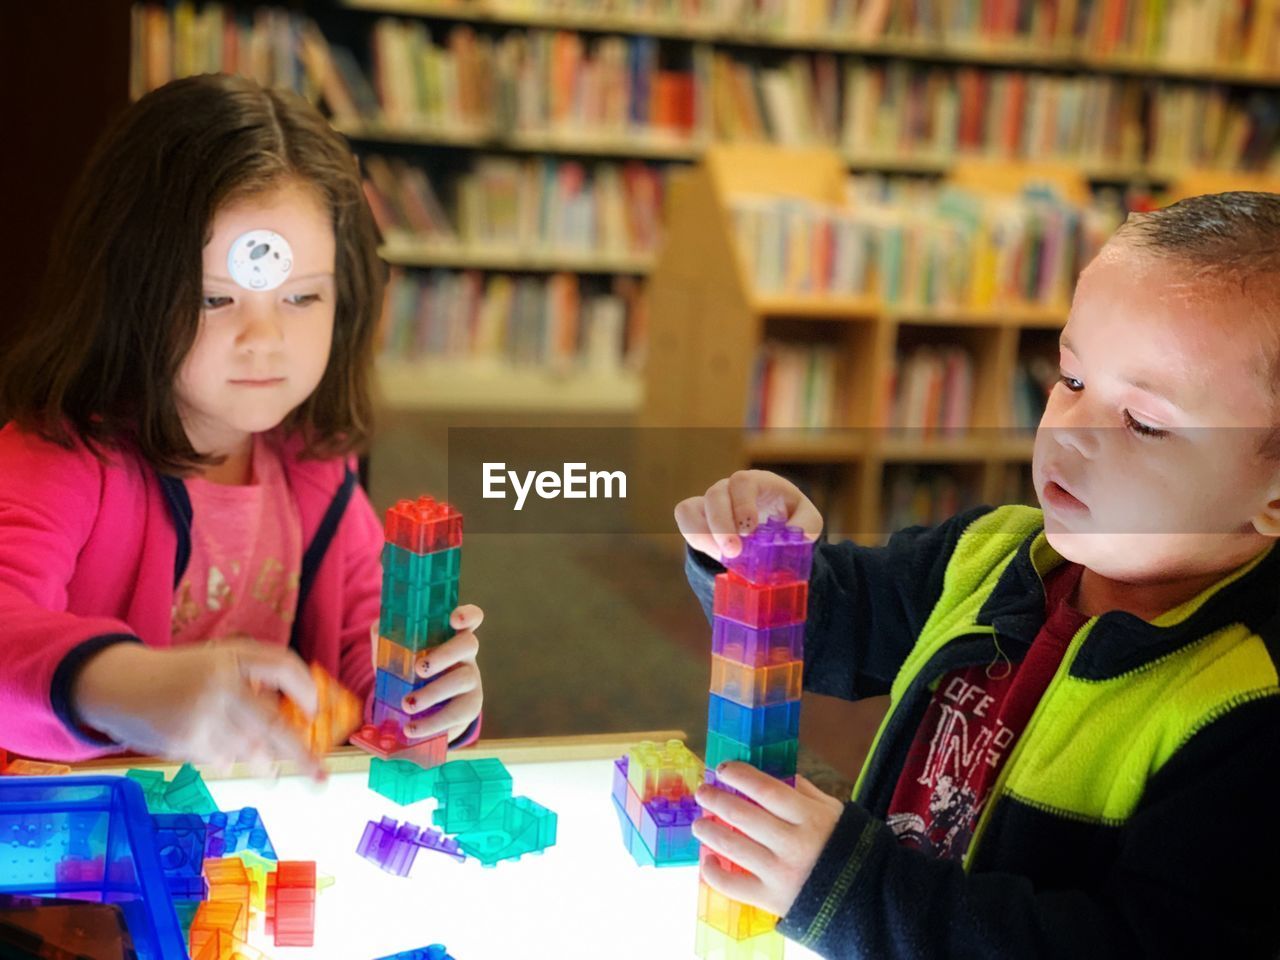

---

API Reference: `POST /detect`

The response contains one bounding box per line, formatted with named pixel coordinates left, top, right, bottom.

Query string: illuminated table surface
left=86, top=733, right=823, bottom=960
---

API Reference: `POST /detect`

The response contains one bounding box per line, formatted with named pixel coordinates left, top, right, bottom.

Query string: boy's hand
left=693, top=762, right=844, bottom=918
left=675, top=470, right=822, bottom=562
left=71, top=641, right=324, bottom=779
left=399, top=604, right=484, bottom=744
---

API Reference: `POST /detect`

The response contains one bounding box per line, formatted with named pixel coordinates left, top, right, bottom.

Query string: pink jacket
left=0, top=423, right=477, bottom=760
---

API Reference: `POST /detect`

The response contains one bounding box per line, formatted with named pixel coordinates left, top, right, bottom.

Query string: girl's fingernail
left=406, top=697, right=416, bottom=707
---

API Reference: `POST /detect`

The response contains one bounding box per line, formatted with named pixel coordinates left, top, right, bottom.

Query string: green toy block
left=430, top=759, right=512, bottom=834
left=703, top=732, right=798, bottom=781
left=454, top=796, right=557, bottom=866
left=163, top=763, right=218, bottom=815
left=369, top=758, right=439, bottom=806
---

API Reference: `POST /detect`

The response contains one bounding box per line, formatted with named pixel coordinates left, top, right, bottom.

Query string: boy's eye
left=286, top=293, right=321, bottom=306
left=1124, top=410, right=1168, bottom=439
left=1058, top=374, right=1084, bottom=392
left=202, top=295, right=232, bottom=310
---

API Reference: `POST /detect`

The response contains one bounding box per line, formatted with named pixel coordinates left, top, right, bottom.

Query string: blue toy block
left=704, top=732, right=798, bottom=781
left=0, top=776, right=188, bottom=960
left=375, top=669, right=430, bottom=706
left=201, top=807, right=276, bottom=860
left=707, top=695, right=801, bottom=744
left=611, top=756, right=630, bottom=809
left=374, top=946, right=456, bottom=960
left=150, top=813, right=208, bottom=901
left=382, top=542, right=462, bottom=586
left=612, top=794, right=655, bottom=866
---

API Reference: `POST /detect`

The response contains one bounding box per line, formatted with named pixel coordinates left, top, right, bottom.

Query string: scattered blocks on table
left=265, top=860, right=316, bottom=948
left=369, top=757, right=439, bottom=806
left=167, top=764, right=219, bottom=816
left=278, top=662, right=362, bottom=758
left=151, top=813, right=209, bottom=901
left=202, top=807, right=276, bottom=860
left=357, top=817, right=468, bottom=877
left=430, top=758, right=514, bottom=834
left=203, top=857, right=251, bottom=937
left=452, top=795, right=557, bottom=867
left=188, top=900, right=247, bottom=957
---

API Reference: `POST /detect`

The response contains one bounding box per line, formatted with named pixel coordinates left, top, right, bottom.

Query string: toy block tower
left=353, top=496, right=462, bottom=774
left=610, top=739, right=702, bottom=867
left=697, top=518, right=814, bottom=960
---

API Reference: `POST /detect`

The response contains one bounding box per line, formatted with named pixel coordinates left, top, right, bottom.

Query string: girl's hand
left=400, top=604, right=484, bottom=744
left=71, top=641, right=324, bottom=778
left=675, top=470, right=822, bottom=561
left=692, top=762, right=844, bottom=918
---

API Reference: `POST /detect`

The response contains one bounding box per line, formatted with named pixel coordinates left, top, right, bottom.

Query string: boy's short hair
left=1112, top=191, right=1280, bottom=451
left=0, top=74, right=385, bottom=473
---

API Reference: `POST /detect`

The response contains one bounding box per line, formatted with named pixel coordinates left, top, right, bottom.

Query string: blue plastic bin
left=0, top=775, right=188, bottom=959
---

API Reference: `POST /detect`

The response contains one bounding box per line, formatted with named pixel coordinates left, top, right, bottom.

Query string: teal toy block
left=369, top=758, right=439, bottom=806
left=381, top=578, right=460, bottom=625
left=382, top=543, right=461, bottom=587
left=126, top=769, right=171, bottom=812
left=453, top=796, right=557, bottom=866
left=704, top=732, right=798, bottom=781
left=430, top=759, right=513, bottom=834
left=164, top=764, right=218, bottom=815
left=375, top=669, right=430, bottom=706
left=707, top=695, right=801, bottom=744
left=379, top=606, right=455, bottom=653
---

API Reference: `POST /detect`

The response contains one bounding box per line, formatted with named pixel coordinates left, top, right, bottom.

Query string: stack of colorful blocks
left=697, top=517, right=814, bottom=960
left=354, top=496, right=463, bottom=772
left=611, top=739, right=702, bottom=867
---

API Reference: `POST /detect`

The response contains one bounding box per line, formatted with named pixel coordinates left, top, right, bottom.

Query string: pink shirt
left=172, top=434, right=303, bottom=646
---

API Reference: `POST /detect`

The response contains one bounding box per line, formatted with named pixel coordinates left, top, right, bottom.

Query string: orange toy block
left=278, top=663, right=361, bottom=757
left=189, top=901, right=247, bottom=958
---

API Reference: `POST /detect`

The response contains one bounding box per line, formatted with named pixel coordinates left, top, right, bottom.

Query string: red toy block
left=712, top=573, right=807, bottom=628
left=265, top=861, right=317, bottom=948
left=385, top=497, right=463, bottom=555
left=351, top=722, right=448, bottom=769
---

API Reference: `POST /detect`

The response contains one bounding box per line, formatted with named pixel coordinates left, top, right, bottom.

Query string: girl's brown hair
left=0, top=73, right=385, bottom=473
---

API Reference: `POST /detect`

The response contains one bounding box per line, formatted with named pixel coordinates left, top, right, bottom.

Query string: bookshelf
left=639, top=143, right=1074, bottom=543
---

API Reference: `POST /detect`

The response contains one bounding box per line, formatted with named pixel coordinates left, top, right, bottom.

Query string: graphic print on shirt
left=886, top=674, right=1017, bottom=860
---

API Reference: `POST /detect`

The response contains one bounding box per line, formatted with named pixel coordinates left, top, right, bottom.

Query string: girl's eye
left=1124, top=410, right=1168, bottom=439
left=286, top=293, right=321, bottom=307
left=202, top=295, right=232, bottom=310
left=1058, top=374, right=1084, bottom=392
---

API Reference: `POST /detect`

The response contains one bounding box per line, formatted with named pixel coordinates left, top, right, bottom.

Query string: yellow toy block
left=698, top=881, right=778, bottom=940
left=626, top=739, right=702, bottom=803
left=695, top=920, right=785, bottom=960
left=189, top=901, right=247, bottom=958
left=191, top=929, right=273, bottom=960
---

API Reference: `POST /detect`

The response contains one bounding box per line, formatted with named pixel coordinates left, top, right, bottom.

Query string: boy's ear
left=1252, top=485, right=1280, bottom=538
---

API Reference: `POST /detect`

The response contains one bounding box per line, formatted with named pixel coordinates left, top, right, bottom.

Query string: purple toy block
left=721, top=516, right=814, bottom=585
left=703, top=766, right=796, bottom=801
left=411, top=826, right=467, bottom=864
left=611, top=757, right=630, bottom=810
left=711, top=618, right=804, bottom=667
left=357, top=816, right=420, bottom=878
left=372, top=700, right=416, bottom=731
left=639, top=793, right=701, bottom=863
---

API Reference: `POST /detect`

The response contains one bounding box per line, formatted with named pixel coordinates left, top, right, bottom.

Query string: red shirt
left=885, top=562, right=1087, bottom=861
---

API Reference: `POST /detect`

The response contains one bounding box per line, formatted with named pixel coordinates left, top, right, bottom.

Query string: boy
left=677, top=192, right=1280, bottom=958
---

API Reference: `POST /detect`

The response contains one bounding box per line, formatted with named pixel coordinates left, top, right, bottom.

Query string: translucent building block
left=721, top=516, right=815, bottom=585
left=201, top=808, right=276, bottom=861
left=188, top=899, right=246, bottom=956
left=350, top=724, right=448, bottom=768
left=639, top=794, right=701, bottom=864
left=357, top=817, right=422, bottom=878
left=376, top=668, right=430, bottom=707
left=703, top=767, right=794, bottom=803
left=710, top=656, right=803, bottom=708
left=699, top=833, right=752, bottom=877
left=707, top=695, right=801, bottom=744
left=379, top=605, right=455, bottom=653
left=231, top=850, right=275, bottom=913
left=704, top=733, right=798, bottom=781
left=383, top=542, right=462, bottom=587
left=372, top=699, right=415, bottom=731
left=202, top=857, right=250, bottom=933
left=126, top=769, right=171, bottom=812
left=151, top=813, right=209, bottom=901
left=699, top=880, right=779, bottom=939
left=453, top=796, right=557, bottom=866
left=625, top=739, right=702, bottom=804
left=382, top=578, right=460, bottom=625
left=385, top=496, right=463, bottom=555
left=2, top=759, right=71, bottom=775
left=430, top=759, right=513, bottom=834
left=278, top=662, right=362, bottom=757
left=191, top=929, right=273, bottom=960
left=695, top=919, right=785, bottom=959
left=412, top=825, right=467, bottom=863
left=377, top=635, right=419, bottom=684
left=369, top=757, right=439, bottom=806
left=165, top=764, right=218, bottom=816
left=374, top=945, right=456, bottom=960
left=612, top=795, right=656, bottom=867
left=266, top=861, right=317, bottom=947
left=712, top=573, right=807, bottom=629
left=711, top=618, right=804, bottom=668
left=611, top=756, right=630, bottom=809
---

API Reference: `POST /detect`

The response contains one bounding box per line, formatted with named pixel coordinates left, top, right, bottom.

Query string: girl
left=0, top=74, right=482, bottom=775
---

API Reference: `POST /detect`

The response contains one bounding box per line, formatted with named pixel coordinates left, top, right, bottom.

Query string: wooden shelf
left=878, top=435, right=1035, bottom=462
left=333, top=120, right=705, bottom=160
left=380, top=238, right=654, bottom=274
left=744, top=432, right=866, bottom=462
left=377, top=360, right=643, bottom=413
left=341, top=0, right=1280, bottom=87
left=751, top=294, right=881, bottom=319
left=887, top=304, right=1067, bottom=329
